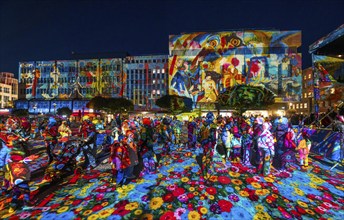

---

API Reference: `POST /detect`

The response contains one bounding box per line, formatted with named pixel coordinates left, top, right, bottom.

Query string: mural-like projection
left=100, top=58, right=124, bottom=97
left=313, top=55, right=344, bottom=103
left=168, top=30, right=302, bottom=106
left=19, top=59, right=125, bottom=100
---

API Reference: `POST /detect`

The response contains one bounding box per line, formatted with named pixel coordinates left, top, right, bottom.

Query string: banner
left=310, top=129, right=343, bottom=162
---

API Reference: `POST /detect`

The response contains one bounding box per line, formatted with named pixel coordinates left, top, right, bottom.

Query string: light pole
left=33, top=104, right=37, bottom=115
left=53, top=103, right=57, bottom=115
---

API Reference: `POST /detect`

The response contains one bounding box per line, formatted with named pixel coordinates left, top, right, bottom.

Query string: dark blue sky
left=0, top=0, right=343, bottom=76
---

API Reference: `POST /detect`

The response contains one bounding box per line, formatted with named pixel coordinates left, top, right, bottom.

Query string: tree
left=56, top=107, right=73, bottom=117
left=86, top=96, right=107, bottom=111
left=156, top=94, right=193, bottom=114
left=86, top=96, right=134, bottom=113
left=107, top=97, right=134, bottom=113
left=217, top=85, right=275, bottom=115
left=12, top=109, right=29, bottom=117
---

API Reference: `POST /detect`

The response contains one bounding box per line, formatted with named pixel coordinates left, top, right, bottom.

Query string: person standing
left=257, top=122, right=275, bottom=176
left=272, top=115, right=289, bottom=170
left=58, top=121, right=72, bottom=147
left=109, top=138, right=131, bottom=187
left=79, top=116, right=97, bottom=170
left=296, top=132, right=312, bottom=167
left=42, top=117, right=58, bottom=164
left=124, top=130, right=138, bottom=181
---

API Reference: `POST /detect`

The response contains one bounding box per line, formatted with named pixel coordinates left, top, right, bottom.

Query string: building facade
left=168, top=30, right=303, bottom=109
left=16, top=55, right=168, bottom=113
left=0, top=72, right=18, bottom=108
left=288, top=67, right=314, bottom=115
left=125, top=55, right=168, bottom=110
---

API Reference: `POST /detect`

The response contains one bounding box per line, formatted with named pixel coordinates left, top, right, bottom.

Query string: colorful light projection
left=168, top=30, right=302, bottom=105
left=20, top=59, right=125, bottom=100
left=313, top=55, right=344, bottom=105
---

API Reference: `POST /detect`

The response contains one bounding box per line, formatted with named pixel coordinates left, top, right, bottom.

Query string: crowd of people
left=0, top=111, right=343, bottom=213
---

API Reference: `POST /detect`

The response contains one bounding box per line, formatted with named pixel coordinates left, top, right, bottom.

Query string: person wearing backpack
left=109, top=138, right=131, bottom=187
left=296, top=132, right=312, bottom=167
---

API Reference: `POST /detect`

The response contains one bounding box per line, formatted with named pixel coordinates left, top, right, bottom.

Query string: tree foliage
left=12, top=109, right=29, bottom=117
left=217, top=85, right=275, bottom=115
left=56, top=107, right=73, bottom=117
left=156, top=94, right=193, bottom=114
left=87, top=96, right=134, bottom=113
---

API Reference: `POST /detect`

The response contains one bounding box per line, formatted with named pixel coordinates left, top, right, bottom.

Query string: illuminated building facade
left=125, top=55, right=168, bottom=110
left=168, top=30, right=303, bottom=108
left=288, top=67, right=314, bottom=115
left=16, top=55, right=168, bottom=113
left=0, top=72, right=18, bottom=108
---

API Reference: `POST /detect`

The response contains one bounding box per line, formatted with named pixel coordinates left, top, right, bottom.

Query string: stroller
left=43, top=137, right=84, bottom=182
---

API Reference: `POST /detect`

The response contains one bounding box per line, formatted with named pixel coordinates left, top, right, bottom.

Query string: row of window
left=128, top=68, right=166, bottom=75
left=127, top=79, right=166, bottom=85
left=20, top=76, right=122, bottom=84
left=291, top=100, right=334, bottom=110
left=24, top=87, right=122, bottom=95
left=127, top=59, right=167, bottom=64
left=20, top=65, right=123, bottom=74
left=303, top=73, right=312, bottom=80
left=0, top=87, right=10, bottom=93
left=291, top=103, right=308, bottom=109
left=0, top=95, right=10, bottom=102
left=303, top=92, right=314, bottom=98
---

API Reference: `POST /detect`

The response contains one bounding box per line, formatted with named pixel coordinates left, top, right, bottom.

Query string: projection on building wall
left=20, top=59, right=125, bottom=100
left=168, top=30, right=302, bottom=105
left=313, top=55, right=344, bottom=103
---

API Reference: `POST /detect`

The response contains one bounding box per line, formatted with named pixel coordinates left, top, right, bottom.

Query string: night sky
left=0, top=0, right=343, bottom=76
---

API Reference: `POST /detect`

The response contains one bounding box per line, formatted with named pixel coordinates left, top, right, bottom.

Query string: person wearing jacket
left=109, top=137, right=131, bottom=187
left=42, top=117, right=58, bottom=164
left=257, top=122, right=275, bottom=176
left=79, top=116, right=97, bottom=170
left=124, top=130, right=138, bottom=181
left=296, top=132, right=312, bottom=167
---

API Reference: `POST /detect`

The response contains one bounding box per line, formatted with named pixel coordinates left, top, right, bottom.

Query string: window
left=162, top=69, right=165, bottom=73
left=157, top=69, right=160, bottom=73
left=304, top=103, right=307, bottom=108
left=296, top=104, right=299, bottom=109
left=304, top=93, right=307, bottom=98
left=152, top=80, right=156, bottom=84
left=153, top=69, right=156, bottom=73
left=308, top=74, right=312, bottom=79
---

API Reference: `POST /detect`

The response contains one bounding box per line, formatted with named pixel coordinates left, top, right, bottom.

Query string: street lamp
left=33, top=104, right=37, bottom=114
left=53, top=102, right=57, bottom=115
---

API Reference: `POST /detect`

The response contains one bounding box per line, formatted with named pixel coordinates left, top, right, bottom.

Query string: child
left=230, top=126, right=242, bottom=163
left=296, top=132, right=312, bottom=167
left=139, top=140, right=156, bottom=176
